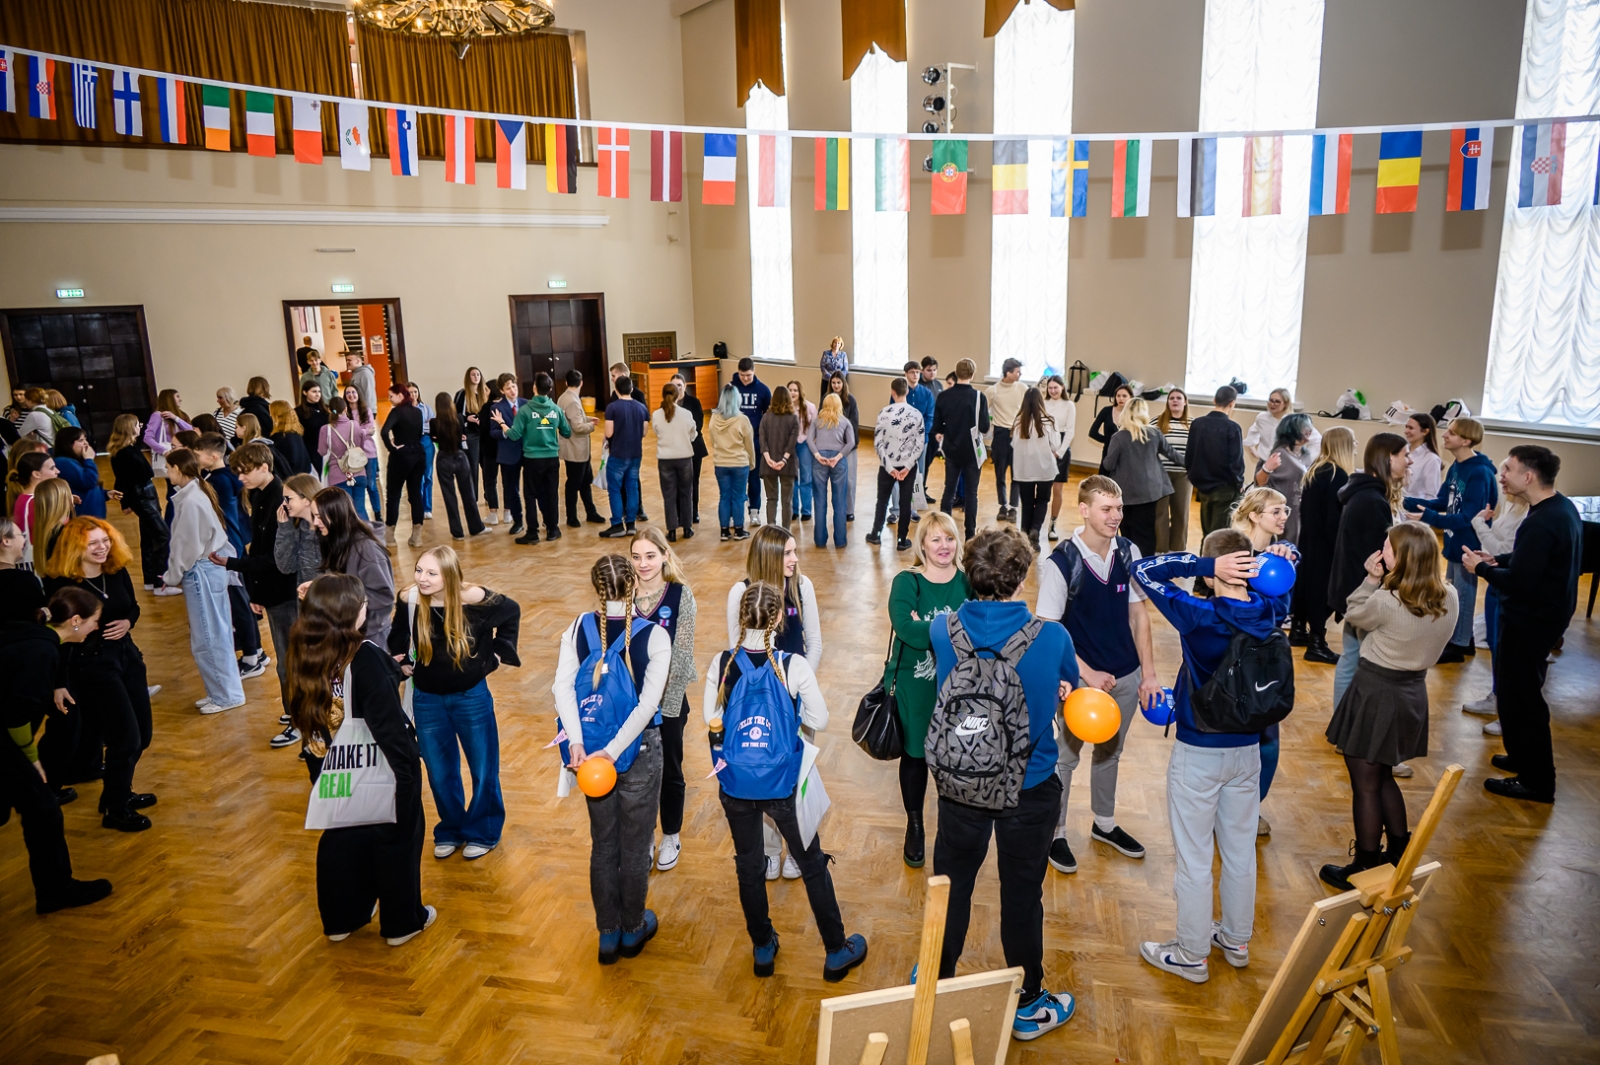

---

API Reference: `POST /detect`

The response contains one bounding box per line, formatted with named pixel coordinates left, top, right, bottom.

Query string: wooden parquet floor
left=5, top=437, right=1598, bottom=1065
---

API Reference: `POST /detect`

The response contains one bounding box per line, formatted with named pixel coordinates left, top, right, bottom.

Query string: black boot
left=101, top=800, right=152, bottom=833
left=1319, top=843, right=1385, bottom=891
left=903, top=812, right=925, bottom=869
left=36, top=877, right=113, bottom=915
left=1288, top=619, right=1311, bottom=647
left=1304, top=634, right=1340, bottom=665
left=1382, top=831, right=1410, bottom=867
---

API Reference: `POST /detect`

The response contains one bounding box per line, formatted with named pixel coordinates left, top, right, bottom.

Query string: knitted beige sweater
left=1344, top=579, right=1459, bottom=672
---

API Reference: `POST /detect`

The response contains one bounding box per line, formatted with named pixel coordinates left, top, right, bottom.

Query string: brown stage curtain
left=356, top=29, right=575, bottom=163
left=0, top=0, right=350, bottom=154
left=841, top=0, right=906, bottom=80
left=984, top=0, right=1075, bottom=38
left=735, top=0, right=785, bottom=106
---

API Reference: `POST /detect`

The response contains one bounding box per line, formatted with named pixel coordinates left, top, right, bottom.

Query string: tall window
left=989, top=1, right=1075, bottom=381
left=1184, top=0, right=1326, bottom=401
left=746, top=84, right=796, bottom=363
left=850, top=47, right=909, bottom=370
left=1481, top=0, right=1600, bottom=428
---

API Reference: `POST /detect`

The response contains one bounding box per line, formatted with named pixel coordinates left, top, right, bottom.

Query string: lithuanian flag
left=815, top=137, right=849, bottom=211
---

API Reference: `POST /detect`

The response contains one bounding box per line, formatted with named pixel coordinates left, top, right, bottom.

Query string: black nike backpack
left=1185, top=627, right=1295, bottom=733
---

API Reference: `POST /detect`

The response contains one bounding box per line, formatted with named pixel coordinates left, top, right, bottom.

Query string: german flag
left=545, top=123, right=579, bottom=194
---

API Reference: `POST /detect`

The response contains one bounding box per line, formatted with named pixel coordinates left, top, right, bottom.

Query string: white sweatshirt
left=703, top=632, right=829, bottom=732
left=552, top=604, right=672, bottom=762
left=163, top=479, right=230, bottom=586
left=1471, top=502, right=1528, bottom=558
left=726, top=576, right=822, bottom=672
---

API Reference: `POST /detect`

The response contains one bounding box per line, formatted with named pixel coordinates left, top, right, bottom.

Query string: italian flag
left=292, top=95, right=323, bottom=164
left=202, top=85, right=231, bottom=151
left=245, top=91, right=276, bottom=157
left=1111, top=137, right=1152, bottom=218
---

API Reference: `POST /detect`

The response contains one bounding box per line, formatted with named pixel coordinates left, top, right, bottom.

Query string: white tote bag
left=795, top=739, right=832, bottom=849
left=969, top=390, right=988, bottom=467
left=304, top=663, right=398, bottom=830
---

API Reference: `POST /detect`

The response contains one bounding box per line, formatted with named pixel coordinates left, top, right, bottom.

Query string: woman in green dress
left=886, top=510, right=970, bottom=868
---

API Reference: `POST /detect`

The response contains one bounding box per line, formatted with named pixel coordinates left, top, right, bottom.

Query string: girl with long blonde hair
left=164, top=448, right=245, bottom=713
left=629, top=526, right=697, bottom=870
left=809, top=394, right=856, bottom=549
left=1099, top=397, right=1181, bottom=555
left=30, top=478, right=75, bottom=573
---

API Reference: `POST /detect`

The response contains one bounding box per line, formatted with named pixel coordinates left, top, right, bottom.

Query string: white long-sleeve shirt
left=1471, top=502, right=1528, bottom=557
left=1405, top=445, right=1443, bottom=501
left=1245, top=409, right=1322, bottom=464
left=163, top=479, right=230, bottom=586
left=702, top=632, right=829, bottom=733
left=726, top=576, right=822, bottom=672
left=552, top=605, right=672, bottom=762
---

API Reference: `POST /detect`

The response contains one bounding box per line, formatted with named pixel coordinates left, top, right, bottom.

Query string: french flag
left=28, top=55, right=55, bottom=120
left=1309, top=130, right=1352, bottom=215
left=155, top=77, right=185, bottom=144
left=444, top=114, right=475, bottom=185
left=1445, top=126, right=1494, bottom=212
left=387, top=107, right=419, bottom=176
left=1517, top=121, right=1565, bottom=208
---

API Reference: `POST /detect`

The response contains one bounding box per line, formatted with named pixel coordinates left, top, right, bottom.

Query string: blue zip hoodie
left=1131, top=554, right=1290, bottom=749
left=1404, top=451, right=1498, bottom=563
left=931, top=599, right=1079, bottom=790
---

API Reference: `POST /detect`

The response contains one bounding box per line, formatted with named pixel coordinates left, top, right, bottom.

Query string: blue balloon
left=1250, top=553, right=1297, bottom=597
left=1141, top=687, right=1176, bottom=727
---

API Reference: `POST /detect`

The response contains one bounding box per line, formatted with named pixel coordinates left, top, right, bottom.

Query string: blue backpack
left=568, top=613, right=659, bottom=774
left=716, top=649, right=805, bottom=801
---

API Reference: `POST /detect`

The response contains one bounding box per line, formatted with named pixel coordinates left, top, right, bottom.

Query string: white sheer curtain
left=850, top=47, right=909, bottom=370
left=1185, top=0, right=1325, bottom=401
left=989, top=2, right=1074, bottom=381
left=746, top=85, right=796, bottom=363
left=1481, top=0, right=1600, bottom=428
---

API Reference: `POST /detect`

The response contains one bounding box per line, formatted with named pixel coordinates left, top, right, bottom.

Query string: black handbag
left=852, top=635, right=906, bottom=761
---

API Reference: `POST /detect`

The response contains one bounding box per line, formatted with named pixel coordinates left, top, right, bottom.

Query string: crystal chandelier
left=353, top=0, right=556, bottom=40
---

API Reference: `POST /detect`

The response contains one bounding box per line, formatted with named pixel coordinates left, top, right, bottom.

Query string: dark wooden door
left=1, top=306, right=156, bottom=445
left=508, top=294, right=608, bottom=407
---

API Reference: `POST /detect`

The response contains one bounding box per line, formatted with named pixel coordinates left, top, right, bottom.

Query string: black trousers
left=476, top=437, right=499, bottom=510
left=316, top=786, right=428, bottom=938
left=1016, top=481, right=1053, bottom=540
left=658, top=710, right=687, bottom=835
left=1120, top=500, right=1158, bottom=556
left=63, top=640, right=152, bottom=811
left=934, top=775, right=1061, bottom=1001
left=385, top=448, right=426, bottom=527
left=872, top=466, right=916, bottom=541
left=1, top=737, right=76, bottom=907
left=496, top=460, right=523, bottom=523
left=229, top=584, right=261, bottom=657
left=991, top=426, right=1019, bottom=508
left=941, top=459, right=981, bottom=539
left=565, top=458, right=602, bottom=523
left=126, top=488, right=171, bottom=588
left=719, top=788, right=846, bottom=952
left=659, top=458, right=694, bottom=532
left=521, top=456, right=560, bottom=534
left=462, top=434, right=482, bottom=505
left=1494, top=624, right=1561, bottom=795
left=746, top=465, right=763, bottom=514
left=690, top=455, right=704, bottom=521
left=435, top=450, right=486, bottom=539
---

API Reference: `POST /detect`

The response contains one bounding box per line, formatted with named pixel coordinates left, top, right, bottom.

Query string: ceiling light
left=353, top=0, right=555, bottom=41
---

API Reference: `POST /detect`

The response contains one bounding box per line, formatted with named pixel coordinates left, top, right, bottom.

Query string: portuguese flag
left=930, top=140, right=968, bottom=215
left=814, top=137, right=849, bottom=211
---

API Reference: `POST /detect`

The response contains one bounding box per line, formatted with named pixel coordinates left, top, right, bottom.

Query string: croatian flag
left=29, top=55, right=56, bottom=120
left=702, top=133, right=738, bottom=205
left=1309, top=130, right=1353, bottom=215
left=154, top=77, right=185, bottom=144
left=1445, top=126, right=1494, bottom=212
left=495, top=120, right=527, bottom=190
left=110, top=69, right=142, bottom=137
left=387, top=107, right=419, bottom=176
left=0, top=50, right=16, bottom=113
left=444, top=114, right=475, bottom=185
left=1517, top=122, right=1565, bottom=208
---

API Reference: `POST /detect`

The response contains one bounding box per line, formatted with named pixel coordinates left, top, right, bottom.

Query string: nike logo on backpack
left=1254, top=680, right=1280, bottom=692
left=953, top=716, right=990, bottom=736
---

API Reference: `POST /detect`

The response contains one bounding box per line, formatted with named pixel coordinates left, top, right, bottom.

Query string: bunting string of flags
left=4, top=45, right=1599, bottom=217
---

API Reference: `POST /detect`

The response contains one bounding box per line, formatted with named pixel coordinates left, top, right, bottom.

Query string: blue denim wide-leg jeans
left=791, top=441, right=814, bottom=518
left=182, top=562, right=245, bottom=707
left=716, top=465, right=749, bottom=529
left=413, top=679, right=505, bottom=847
left=812, top=449, right=849, bottom=547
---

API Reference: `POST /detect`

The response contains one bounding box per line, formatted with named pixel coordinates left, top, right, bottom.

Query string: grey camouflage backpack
left=926, top=613, right=1042, bottom=811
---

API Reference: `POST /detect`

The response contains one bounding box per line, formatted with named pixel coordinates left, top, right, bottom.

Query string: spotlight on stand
left=922, top=120, right=940, bottom=134
left=921, top=66, right=943, bottom=85
left=922, top=94, right=946, bottom=114
left=922, top=154, right=935, bottom=173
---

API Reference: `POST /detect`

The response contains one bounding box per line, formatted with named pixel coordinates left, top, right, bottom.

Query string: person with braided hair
left=704, top=581, right=868, bottom=981
left=553, top=553, right=672, bottom=964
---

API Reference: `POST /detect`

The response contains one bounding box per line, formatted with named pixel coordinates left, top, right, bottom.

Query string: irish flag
left=202, top=85, right=230, bottom=151
left=1111, top=138, right=1152, bottom=218
left=245, top=91, right=275, bottom=157
left=292, top=95, right=323, bottom=164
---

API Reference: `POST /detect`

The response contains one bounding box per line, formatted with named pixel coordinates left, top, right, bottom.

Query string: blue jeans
left=1258, top=723, right=1279, bottom=800
left=420, top=434, right=436, bottom=513
left=791, top=441, right=814, bottom=517
left=1447, top=560, right=1477, bottom=647
left=606, top=455, right=641, bottom=524
left=413, top=680, right=504, bottom=847
left=716, top=465, right=749, bottom=529
left=1483, top=588, right=1501, bottom=692
left=812, top=449, right=850, bottom=547
left=182, top=562, right=244, bottom=707
left=847, top=450, right=857, bottom=517
left=1334, top=623, right=1362, bottom=708
left=340, top=477, right=370, bottom=521
left=364, top=456, right=382, bottom=519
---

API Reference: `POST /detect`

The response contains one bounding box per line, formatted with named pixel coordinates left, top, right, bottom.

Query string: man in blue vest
left=1035, top=475, right=1162, bottom=874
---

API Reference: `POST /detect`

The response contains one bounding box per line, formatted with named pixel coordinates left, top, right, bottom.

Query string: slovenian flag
left=496, top=120, right=527, bottom=190
left=72, top=63, right=98, bottom=130
left=155, top=77, right=185, bottom=144
left=597, top=127, right=629, bottom=198
left=1310, top=130, right=1352, bottom=215
left=339, top=102, right=370, bottom=171
left=1111, top=138, right=1152, bottom=218
left=110, top=69, right=142, bottom=137
left=29, top=55, right=56, bottom=120
left=245, top=91, right=275, bottom=157
left=0, top=50, right=14, bottom=114
left=386, top=107, right=418, bottom=175
left=874, top=137, right=909, bottom=212
left=1517, top=121, right=1565, bottom=208
left=1375, top=130, right=1422, bottom=214
left=1176, top=136, right=1217, bottom=218
left=754, top=133, right=790, bottom=208
left=992, top=140, right=1028, bottom=215
left=930, top=140, right=968, bottom=216
left=1445, top=126, right=1493, bottom=212
left=814, top=137, right=848, bottom=211
left=651, top=130, right=683, bottom=202
left=544, top=123, right=578, bottom=193
left=292, top=96, right=324, bottom=164
left=1241, top=135, right=1283, bottom=217
left=202, top=85, right=230, bottom=151
left=444, top=114, right=475, bottom=184
left=702, top=133, right=738, bottom=205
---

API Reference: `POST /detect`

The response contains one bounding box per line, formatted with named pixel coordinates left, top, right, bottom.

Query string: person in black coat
left=1087, top=384, right=1132, bottom=473
left=224, top=445, right=302, bottom=743
left=1184, top=386, right=1246, bottom=535
left=1328, top=433, right=1409, bottom=706
left=931, top=359, right=992, bottom=539
left=1293, top=426, right=1355, bottom=664
left=239, top=379, right=273, bottom=437
left=296, top=382, right=332, bottom=474
left=382, top=384, right=428, bottom=545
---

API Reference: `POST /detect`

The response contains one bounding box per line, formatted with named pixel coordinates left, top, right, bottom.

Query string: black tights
left=1346, top=755, right=1407, bottom=853
left=899, top=754, right=928, bottom=815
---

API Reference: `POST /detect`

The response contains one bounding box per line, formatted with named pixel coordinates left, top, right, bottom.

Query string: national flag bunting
left=930, top=140, right=968, bottom=215
left=875, top=137, right=909, bottom=212
left=386, top=107, right=419, bottom=176
left=1111, top=138, right=1152, bottom=218
left=814, top=137, right=848, bottom=210
left=338, top=102, right=370, bottom=171
left=1516, top=121, right=1565, bottom=208
left=1310, top=130, right=1352, bottom=215
left=1241, top=135, right=1283, bottom=217
left=496, top=120, right=527, bottom=190
left=754, top=133, right=789, bottom=208
left=110, top=69, right=142, bottom=137
left=1375, top=130, right=1422, bottom=214
left=292, top=96, right=324, bottom=164
left=1445, top=126, right=1494, bottom=212
left=0, top=50, right=14, bottom=114
left=598, top=127, right=629, bottom=198
left=1176, top=136, right=1217, bottom=218
left=651, top=130, right=684, bottom=202
left=28, top=55, right=55, bottom=120
left=1049, top=139, right=1078, bottom=218
left=445, top=115, right=475, bottom=185
left=154, top=77, right=185, bottom=144
left=703, top=133, right=738, bottom=205
left=71, top=63, right=98, bottom=130
left=245, top=91, right=275, bottom=157
left=1069, top=139, right=1090, bottom=218
left=992, top=139, right=1028, bottom=215
left=544, top=123, right=578, bottom=193
left=202, top=84, right=230, bottom=151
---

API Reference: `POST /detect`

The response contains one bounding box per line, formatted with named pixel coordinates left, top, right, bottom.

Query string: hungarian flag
left=154, top=77, right=185, bottom=144
left=1241, top=135, right=1283, bottom=217
left=814, top=138, right=848, bottom=210
left=753, top=132, right=789, bottom=208
left=930, top=140, right=968, bottom=215
left=651, top=129, right=683, bottom=202
left=245, top=91, right=276, bottom=157
left=444, top=114, right=475, bottom=184
left=496, top=120, right=527, bottom=190
left=702, top=133, right=737, bottom=205
left=387, top=107, right=419, bottom=175
left=597, top=127, right=629, bottom=197
left=992, top=139, right=1028, bottom=215
left=1111, top=138, right=1152, bottom=218
left=202, top=85, right=230, bottom=151
left=292, top=96, right=324, bottom=164
left=545, top=123, right=578, bottom=193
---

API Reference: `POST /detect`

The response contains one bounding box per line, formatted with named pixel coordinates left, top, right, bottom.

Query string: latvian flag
left=292, top=96, right=324, bottom=164
left=753, top=132, right=789, bottom=208
left=245, top=92, right=275, bottom=157
left=496, top=120, right=527, bottom=190
left=597, top=127, right=629, bottom=198
left=651, top=129, right=684, bottom=202
left=110, top=69, right=142, bottom=137
left=1446, top=126, right=1494, bottom=212
left=72, top=63, right=98, bottom=130
left=1176, top=136, right=1217, bottom=218
left=386, top=108, right=419, bottom=175
left=1110, top=138, right=1152, bottom=218
left=702, top=133, right=737, bottom=205
left=444, top=115, right=475, bottom=184
left=28, top=56, right=56, bottom=120
left=1241, top=135, right=1283, bottom=217
left=1516, top=122, right=1565, bottom=208
left=1310, top=130, right=1352, bottom=215
left=154, top=77, right=185, bottom=144
left=544, top=123, right=578, bottom=194
left=202, top=85, right=231, bottom=151
left=0, top=50, right=14, bottom=114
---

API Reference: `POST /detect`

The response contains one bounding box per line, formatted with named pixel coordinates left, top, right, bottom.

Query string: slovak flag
left=387, top=107, right=419, bottom=176
left=444, top=114, right=475, bottom=185
left=495, top=120, right=527, bottom=190
left=1445, top=126, right=1494, bottom=212
left=0, top=50, right=16, bottom=114
left=29, top=55, right=56, bottom=120
left=1516, top=121, right=1565, bottom=208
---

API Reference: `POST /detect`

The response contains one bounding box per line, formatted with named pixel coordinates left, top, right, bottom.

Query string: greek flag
left=72, top=62, right=98, bottom=129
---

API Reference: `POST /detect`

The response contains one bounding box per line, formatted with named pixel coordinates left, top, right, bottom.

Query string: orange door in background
left=358, top=304, right=393, bottom=396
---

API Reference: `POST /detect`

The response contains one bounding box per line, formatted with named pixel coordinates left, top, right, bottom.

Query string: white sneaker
left=463, top=843, right=495, bottom=860
left=765, top=855, right=781, bottom=881
left=486, top=511, right=499, bottom=526
left=198, top=699, right=245, bottom=715
left=1210, top=924, right=1249, bottom=968
left=1484, top=719, right=1503, bottom=736
left=781, top=855, right=801, bottom=880
left=153, top=585, right=183, bottom=597
left=1257, top=816, right=1271, bottom=837
left=1392, top=762, right=1415, bottom=778
left=434, top=843, right=458, bottom=859
left=195, top=697, right=211, bottom=708
left=656, top=834, right=681, bottom=871
left=146, top=685, right=162, bottom=697
left=327, top=932, right=351, bottom=942
left=1462, top=695, right=1498, bottom=715
left=1140, top=939, right=1210, bottom=983
left=269, top=725, right=300, bottom=748
left=385, top=904, right=437, bottom=947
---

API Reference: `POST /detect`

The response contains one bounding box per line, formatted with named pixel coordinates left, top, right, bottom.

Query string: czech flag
left=28, top=55, right=55, bottom=120
left=1375, top=130, right=1422, bottom=214
left=496, top=120, right=527, bottom=190
left=1445, top=126, right=1494, bottom=212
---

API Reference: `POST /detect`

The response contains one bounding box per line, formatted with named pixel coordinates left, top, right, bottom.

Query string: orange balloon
left=577, top=758, right=618, bottom=798
left=1063, top=687, right=1121, bottom=744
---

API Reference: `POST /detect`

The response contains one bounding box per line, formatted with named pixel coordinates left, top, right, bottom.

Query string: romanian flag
left=1241, top=135, right=1283, bottom=217
left=544, top=123, right=578, bottom=194
left=1375, top=130, right=1422, bottom=214
left=1446, top=126, right=1494, bottom=212
left=597, top=127, right=629, bottom=198
left=202, top=84, right=230, bottom=151
left=245, top=91, right=276, bottom=157
left=992, top=139, right=1028, bottom=215
left=815, top=137, right=848, bottom=210
left=1111, top=138, right=1152, bottom=218
left=496, top=120, right=527, bottom=190
left=930, top=140, right=968, bottom=215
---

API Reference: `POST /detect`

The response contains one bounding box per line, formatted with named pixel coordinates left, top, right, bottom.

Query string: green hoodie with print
left=506, top=394, right=572, bottom=459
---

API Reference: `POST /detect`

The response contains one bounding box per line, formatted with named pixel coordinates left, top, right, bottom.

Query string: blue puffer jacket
left=1405, top=451, right=1498, bottom=563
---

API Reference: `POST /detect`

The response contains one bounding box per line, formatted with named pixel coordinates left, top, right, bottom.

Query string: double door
left=508, top=294, right=608, bottom=407
left=0, top=306, right=156, bottom=444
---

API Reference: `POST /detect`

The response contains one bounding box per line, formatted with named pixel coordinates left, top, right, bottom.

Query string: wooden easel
left=1260, top=764, right=1464, bottom=1065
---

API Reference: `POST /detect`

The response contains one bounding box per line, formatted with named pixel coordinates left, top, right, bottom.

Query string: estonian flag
left=1176, top=136, right=1216, bottom=218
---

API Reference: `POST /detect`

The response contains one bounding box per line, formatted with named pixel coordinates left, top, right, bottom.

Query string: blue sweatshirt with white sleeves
left=1404, top=451, right=1498, bottom=563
